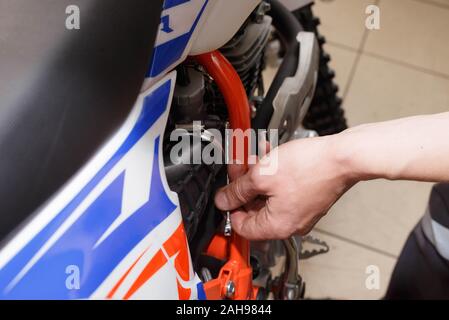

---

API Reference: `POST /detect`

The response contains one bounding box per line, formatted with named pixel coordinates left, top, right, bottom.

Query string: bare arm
left=214, top=112, right=449, bottom=240
left=338, top=112, right=449, bottom=183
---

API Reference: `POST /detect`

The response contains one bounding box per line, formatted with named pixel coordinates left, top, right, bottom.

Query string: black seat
left=0, top=0, right=162, bottom=242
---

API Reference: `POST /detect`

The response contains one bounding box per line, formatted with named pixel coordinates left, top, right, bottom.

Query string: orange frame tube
left=194, top=51, right=254, bottom=300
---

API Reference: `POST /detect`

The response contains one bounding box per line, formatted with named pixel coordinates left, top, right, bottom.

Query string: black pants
left=385, top=183, right=449, bottom=299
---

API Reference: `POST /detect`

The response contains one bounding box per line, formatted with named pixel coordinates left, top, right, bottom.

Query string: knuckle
left=240, top=219, right=257, bottom=239
left=247, top=169, right=259, bottom=187
left=260, top=224, right=274, bottom=240
left=274, top=221, right=293, bottom=239
left=296, top=223, right=312, bottom=236
left=249, top=167, right=266, bottom=190
left=232, top=219, right=243, bottom=234
left=252, top=214, right=271, bottom=240
left=231, top=179, right=247, bottom=205
left=282, top=226, right=294, bottom=239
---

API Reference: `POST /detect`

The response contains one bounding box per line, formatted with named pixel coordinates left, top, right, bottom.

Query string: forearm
left=332, top=112, right=449, bottom=183
left=215, top=112, right=449, bottom=239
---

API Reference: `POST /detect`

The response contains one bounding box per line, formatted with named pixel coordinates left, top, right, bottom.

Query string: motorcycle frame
left=0, top=0, right=317, bottom=300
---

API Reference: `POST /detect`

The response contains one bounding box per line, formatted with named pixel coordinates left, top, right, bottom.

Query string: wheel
left=293, top=4, right=348, bottom=136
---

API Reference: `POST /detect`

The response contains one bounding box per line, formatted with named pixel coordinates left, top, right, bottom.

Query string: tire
left=293, top=4, right=348, bottom=136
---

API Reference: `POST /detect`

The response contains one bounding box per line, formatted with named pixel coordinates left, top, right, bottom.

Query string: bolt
left=254, top=1, right=271, bottom=23
left=225, top=281, right=235, bottom=298
left=224, top=212, right=232, bottom=237
left=262, top=1, right=271, bottom=12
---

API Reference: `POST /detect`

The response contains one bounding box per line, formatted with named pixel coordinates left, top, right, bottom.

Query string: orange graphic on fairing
left=107, top=223, right=193, bottom=300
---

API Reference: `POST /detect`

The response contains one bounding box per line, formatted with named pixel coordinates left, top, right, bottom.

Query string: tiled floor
left=298, top=0, right=449, bottom=299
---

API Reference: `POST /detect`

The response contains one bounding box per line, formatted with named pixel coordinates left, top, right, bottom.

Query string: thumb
left=214, top=171, right=262, bottom=211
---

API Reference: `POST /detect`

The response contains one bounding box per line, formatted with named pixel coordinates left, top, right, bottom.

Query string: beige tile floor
left=298, top=0, right=449, bottom=299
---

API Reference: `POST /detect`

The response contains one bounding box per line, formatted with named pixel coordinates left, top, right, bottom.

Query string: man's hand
left=215, top=112, right=449, bottom=240
left=214, top=136, right=354, bottom=240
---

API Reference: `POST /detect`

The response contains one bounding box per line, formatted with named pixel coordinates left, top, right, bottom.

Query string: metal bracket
left=268, top=31, right=319, bottom=143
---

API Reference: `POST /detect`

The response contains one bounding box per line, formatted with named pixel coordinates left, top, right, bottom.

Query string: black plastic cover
left=0, top=0, right=163, bottom=242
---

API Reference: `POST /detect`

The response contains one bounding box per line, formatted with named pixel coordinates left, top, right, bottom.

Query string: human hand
left=214, top=135, right=355, bottom=240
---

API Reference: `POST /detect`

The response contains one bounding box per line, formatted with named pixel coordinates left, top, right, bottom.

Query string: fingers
left=248, top=139, right=271, bottom=170
left=214, top=170, right=263, bottom=211
left=230, top=209, right=271, bottom=240
left=227, top=163, right=246, bottom=181
left=259, top=138, right=271, bottom=158
left=229, top=140, right=271, bottom=179
left=230, top=207, right=291, bottom=240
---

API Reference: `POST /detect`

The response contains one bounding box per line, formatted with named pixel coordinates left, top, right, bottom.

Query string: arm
left=339, top=113, right=449, bottom=182
left=214, top=112, right=449, bottom=240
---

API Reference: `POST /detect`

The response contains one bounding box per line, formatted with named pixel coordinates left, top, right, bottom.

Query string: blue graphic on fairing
left=146, top=0, right=209, bottom=78
left=160, top=15, right=175, bottom=33
left=164, top=0, right=191, bottom=10
left=0, top=80, right=176, bottom=299
left=196, top=282, right=206, bottom=300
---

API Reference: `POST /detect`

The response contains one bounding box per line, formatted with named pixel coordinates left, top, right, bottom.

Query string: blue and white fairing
left=143, top=0, right=260, bottom=88
left=0, top=73, right=203, bottom=299
left=146, top=0, right=209, bottom=79
left=0, top=0, right=261, bottom=299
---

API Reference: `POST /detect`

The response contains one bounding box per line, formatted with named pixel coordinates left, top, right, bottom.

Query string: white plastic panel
left=278, top=0, right=314, bottom=11
left=190, top=0, right=261, bottom=55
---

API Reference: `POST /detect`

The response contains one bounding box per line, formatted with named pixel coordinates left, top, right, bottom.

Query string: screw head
left=225, top=281, right=235, bottom=298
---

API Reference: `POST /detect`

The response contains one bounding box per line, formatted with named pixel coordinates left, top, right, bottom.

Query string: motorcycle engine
left=163, top=9, right=272, bottom=270
left=163, top=3, right=310, bottom=300
left=162, top=1, right=336, bottom=299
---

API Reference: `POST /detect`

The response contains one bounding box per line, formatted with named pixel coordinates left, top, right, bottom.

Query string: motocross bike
left=0, top=0, right=345, bottom=299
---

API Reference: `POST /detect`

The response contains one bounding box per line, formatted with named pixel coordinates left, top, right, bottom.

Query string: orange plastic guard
left=194, top=51, right=254, bottom=300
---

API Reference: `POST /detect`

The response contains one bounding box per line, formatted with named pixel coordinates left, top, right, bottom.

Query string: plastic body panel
left=143, top=0, right=260, bottom=89
left=0, top=73, right=201, bottom=299
left=189, top=0, right=261, bottom=55
left=0, top=0, right=282, bottom=300
left=0, top=0, right=163, bottom=244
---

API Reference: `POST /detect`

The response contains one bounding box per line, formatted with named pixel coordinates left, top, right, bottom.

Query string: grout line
left=314, top=227, right=398, bottom=259
left=340, top=37, right=366, bottom=100
left=339, top=0, right=380, bottom=100
left=324, top=0, right=449, bottom=90
left=412, top=0, right=449, bottom=10
left=326, top=43, right=449, bottom=82
left=362, top=50, right=449, bottom=81
left=326, top=41, right=359, bottom=54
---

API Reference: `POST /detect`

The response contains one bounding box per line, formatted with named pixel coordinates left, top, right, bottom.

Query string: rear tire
left=293, top=4, right=348, bottom=136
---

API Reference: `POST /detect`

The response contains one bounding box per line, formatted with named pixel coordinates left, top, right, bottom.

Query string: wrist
left=326, top=129, right=375, bottom=184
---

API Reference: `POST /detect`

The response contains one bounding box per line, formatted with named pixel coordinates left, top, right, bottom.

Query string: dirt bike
left=0, top=0, right=346, bottom=299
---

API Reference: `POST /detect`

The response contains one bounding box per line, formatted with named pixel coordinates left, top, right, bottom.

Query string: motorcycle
left=0, top=0, right=346, bottom=299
